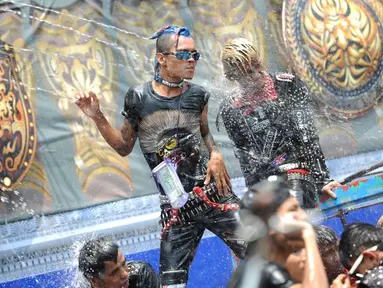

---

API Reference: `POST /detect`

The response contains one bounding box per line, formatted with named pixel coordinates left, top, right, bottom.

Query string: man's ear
left=362, top=250, right=379, bottom=265
left=157, top=53, right=166, bottom=66
left=89, top=276, right=103, bottom=288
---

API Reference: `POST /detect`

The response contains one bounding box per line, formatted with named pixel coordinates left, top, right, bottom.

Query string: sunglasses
left=163, top=51, right=200, bottom=61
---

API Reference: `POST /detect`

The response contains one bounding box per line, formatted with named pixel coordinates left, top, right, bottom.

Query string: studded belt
left=159, top=183, right=239, bottom=238
left=286, top=172, right=314, bottom=182
left=276, top=162, right=309, bottom=173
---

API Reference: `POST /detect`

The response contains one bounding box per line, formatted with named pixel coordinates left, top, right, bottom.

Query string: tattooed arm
left=200, top=104, right=232, bottom=195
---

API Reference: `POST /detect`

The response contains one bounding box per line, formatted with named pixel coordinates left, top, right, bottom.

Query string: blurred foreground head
left=237, top=176, right=307, bottom=245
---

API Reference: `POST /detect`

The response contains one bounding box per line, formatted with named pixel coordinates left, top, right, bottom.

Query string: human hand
left=330, top=274, right=351, bottom=288
left=269, top=212, right=313, bottom=250
left=204, top=151, right=232, bottom=196
left=75, top=91, right=100, bottom=119
left=322, top=181, right=341, bottom=199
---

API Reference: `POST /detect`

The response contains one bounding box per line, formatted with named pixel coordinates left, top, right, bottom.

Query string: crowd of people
left=74, top=25, right=382, bottom=287
left=78, top=182, right=383, bottom=288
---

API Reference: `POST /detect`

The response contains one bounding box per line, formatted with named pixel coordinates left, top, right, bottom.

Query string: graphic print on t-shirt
left=138, top=109, right=209, bottom=193
left=122, top=82, right=210, bottom=194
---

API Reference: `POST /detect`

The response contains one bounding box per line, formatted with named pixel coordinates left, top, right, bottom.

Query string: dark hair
left=239, top=176, right=293, bottom=254
left=314, top=225, right=338, bottom=252
left=314, top=225, right=343, bottom=283
left=78, top=238, right=119, bottom=279
left=339, top=223, right=383, bottom=269
left=150, top=25, right=192, bottom=53
left=156, top=33, right=176, bottom=53
left=240, top=176, right=293, bottom=221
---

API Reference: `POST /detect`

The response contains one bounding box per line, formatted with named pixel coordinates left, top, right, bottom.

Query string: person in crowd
left=358, top=256, right=383, bottom=288
left=228, top=176, right=328, bottom=288
left=314, top=225, right=345, bottom=284
left=283, top=225, right=344, bottom=285
left=78, top=238, right=159, bottom=288
left=216, top=38, right=341, bottom=208
left=328, top=222, right=383, bottom=288
left=76, top=25, right=246, bottom=287
left=339, top=223, right=383, bottom=276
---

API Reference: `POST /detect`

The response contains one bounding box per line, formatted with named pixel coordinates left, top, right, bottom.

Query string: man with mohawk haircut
left=75, top=26, right=246, bottom=287
left=217, top=38, right=341, bottom=209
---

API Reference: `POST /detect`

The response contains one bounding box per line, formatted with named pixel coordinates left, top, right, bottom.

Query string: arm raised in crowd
left=279, top=216, right=329, bottom=288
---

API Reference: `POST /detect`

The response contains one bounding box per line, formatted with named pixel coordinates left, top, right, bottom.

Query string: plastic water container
left=152, top=159, right=189, bottom=208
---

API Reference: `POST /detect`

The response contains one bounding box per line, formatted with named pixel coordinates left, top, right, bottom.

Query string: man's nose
left=121, top=267, right=129, bottom=278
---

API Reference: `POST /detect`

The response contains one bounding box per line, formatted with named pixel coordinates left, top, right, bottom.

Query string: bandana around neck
left=232, top=73, right=277, bottom=115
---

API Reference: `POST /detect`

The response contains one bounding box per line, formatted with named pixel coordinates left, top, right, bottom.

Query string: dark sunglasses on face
left=163, top=51, right=200, bottom=61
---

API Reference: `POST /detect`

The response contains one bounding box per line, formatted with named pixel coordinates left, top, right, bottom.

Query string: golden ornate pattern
left=188, top=0, right=267, bottom=77
left=267, top=10, right=289, bottom=70
left=112, top=0, right=184, bottom=85
left=0, top=42, right=36, bottom=190
left=283, top=0, right=383, bottom=118
left=0, top=7, right=52, bottom=205
left=33, top=2, right=133, bottom=196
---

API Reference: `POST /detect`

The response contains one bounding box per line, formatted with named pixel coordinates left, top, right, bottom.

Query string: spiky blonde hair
left=221, top=38, right=263, bottom=76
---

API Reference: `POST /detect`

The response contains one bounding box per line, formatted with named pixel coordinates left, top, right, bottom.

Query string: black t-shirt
left=122, top=81, right=210, bottom=193
left=228, top=257, right=296, bottom=288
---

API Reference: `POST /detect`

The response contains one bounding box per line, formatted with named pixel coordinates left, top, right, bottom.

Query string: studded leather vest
left=217, top=73, right=330, bottom=188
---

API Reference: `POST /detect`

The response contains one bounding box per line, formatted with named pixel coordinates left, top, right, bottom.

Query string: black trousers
left=159, top=192, right=247, bottom=286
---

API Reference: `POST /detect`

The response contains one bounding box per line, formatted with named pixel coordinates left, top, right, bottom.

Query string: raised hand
left=75, top=91, right=100, bottom=118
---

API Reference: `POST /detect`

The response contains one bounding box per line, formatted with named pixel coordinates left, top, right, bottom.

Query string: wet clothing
left=122, top=81, right=209, bottom=193
left=358, top=263, right=383, bottom=288
left=122, top=81, right=246, bottom=286
left=228, top=256, right=297, bottom=288
left=160, top=189, right=245, bottom=286
left=126, top=261, right=160, bottom=288
left=217, top=73, right=331, bottom=208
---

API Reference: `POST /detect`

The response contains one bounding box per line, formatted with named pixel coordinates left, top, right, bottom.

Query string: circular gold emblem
left=283, top=0, right=383, bottom=118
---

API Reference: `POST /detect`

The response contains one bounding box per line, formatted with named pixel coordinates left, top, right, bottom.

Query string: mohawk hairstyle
left=149, top=25, right=192, bottom=73
left=221, top=38, right=262, bottom=76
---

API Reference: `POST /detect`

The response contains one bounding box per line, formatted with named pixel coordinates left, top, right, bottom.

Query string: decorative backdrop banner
left=0, top=0, right=382, bottom=223
left=283, top=0, right=383, bottom=118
